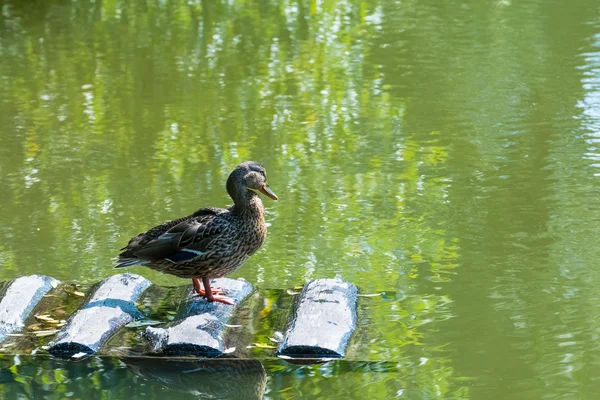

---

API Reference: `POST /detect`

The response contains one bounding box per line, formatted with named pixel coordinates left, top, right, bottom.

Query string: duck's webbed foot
left=191, top=277, right=234, bottom=305
left=204, top=293, right=236, bottom=305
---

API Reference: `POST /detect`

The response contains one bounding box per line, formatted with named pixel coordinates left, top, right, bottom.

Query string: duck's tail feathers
left=114, top=257, right=149, bottom=269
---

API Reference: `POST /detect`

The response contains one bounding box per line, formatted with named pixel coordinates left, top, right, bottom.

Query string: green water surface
left=1, top=0, right=600, bottom=398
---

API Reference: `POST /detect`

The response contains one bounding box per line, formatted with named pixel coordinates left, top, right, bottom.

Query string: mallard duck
left=115, top=161, right=277, bottom=304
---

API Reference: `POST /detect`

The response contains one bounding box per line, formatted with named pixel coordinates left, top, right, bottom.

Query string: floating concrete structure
left=278, top=278, right=358, bottom=358
left=0, top=275, right=59, bottom=343
left=145, top=278, right=253, bottom=356
left=49, top=273, right=151, bottom=357
left=0, top=274, right=359, bottom=362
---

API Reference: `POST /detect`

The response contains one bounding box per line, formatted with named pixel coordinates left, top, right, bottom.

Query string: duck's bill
left=259, top=185, right=278, bottom=200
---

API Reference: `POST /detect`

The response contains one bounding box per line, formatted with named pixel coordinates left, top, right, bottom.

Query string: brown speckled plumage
left=115, top=162, right=277, bottom=303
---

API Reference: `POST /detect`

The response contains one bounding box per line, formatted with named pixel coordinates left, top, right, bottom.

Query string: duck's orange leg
left=192, top=277, right=203, bottom=294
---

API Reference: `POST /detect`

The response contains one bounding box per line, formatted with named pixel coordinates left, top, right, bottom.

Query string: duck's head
left=227, top=161, right=278, bottom=201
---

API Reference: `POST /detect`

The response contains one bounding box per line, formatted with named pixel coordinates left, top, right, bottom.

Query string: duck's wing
left=115, top=207, right=227, bottom=268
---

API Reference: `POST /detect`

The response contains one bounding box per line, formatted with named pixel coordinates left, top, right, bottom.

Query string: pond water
left=1, top=0, right=600, bottom=398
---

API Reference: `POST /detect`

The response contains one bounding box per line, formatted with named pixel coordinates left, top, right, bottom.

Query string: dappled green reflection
left=0, top=356, right=467, bottom=400
left=0, top=0, right=457, bottom=293
left=2, top=0, right=600, bottom=398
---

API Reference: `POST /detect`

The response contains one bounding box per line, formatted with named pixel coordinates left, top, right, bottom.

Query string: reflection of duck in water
left=123, top=358, right=267, bottom=400
left=115, top=162, right=277, bottom=305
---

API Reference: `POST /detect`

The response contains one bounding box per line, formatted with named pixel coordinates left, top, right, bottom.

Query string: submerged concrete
left=123, top=358, right=266, bottom=399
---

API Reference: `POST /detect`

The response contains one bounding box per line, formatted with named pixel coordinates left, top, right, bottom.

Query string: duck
left=115, top=161, right=278, bottom=305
